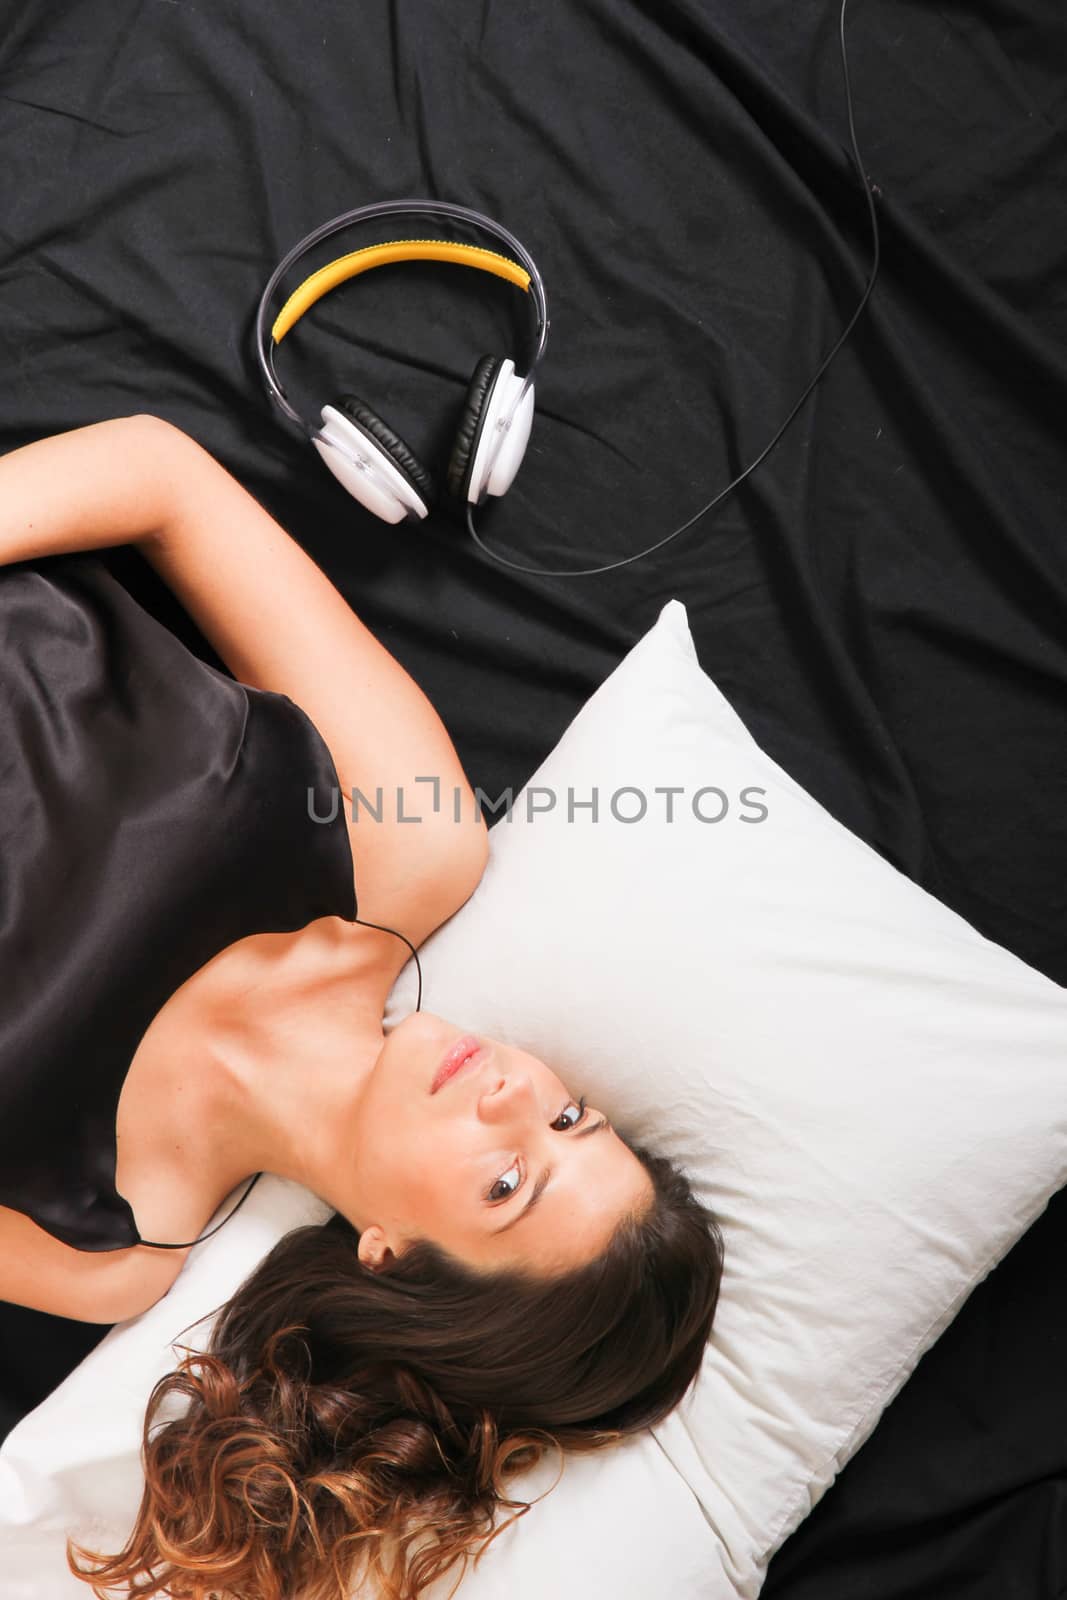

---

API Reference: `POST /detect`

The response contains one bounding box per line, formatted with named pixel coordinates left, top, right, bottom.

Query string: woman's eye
left=551, top=1095, right=587, bottom=1132
left=487, top=1160, right=522, bottom=1204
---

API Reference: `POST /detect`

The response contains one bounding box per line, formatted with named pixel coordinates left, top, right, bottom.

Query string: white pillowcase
left=2, top=597, right=1065, bottom=1600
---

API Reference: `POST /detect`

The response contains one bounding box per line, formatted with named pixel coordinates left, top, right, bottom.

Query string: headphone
left=254, top=0, right=875, bottom=581
left=254, top=199, right=549, bottom=527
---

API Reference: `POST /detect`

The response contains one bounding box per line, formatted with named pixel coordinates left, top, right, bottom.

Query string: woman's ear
left=357, top=1224, right=399, bottom=1272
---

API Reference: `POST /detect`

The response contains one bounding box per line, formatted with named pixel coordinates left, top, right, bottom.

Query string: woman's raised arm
left=0, top=415, right=177, bottom=564
left=0, top=415, right=489, bottom=948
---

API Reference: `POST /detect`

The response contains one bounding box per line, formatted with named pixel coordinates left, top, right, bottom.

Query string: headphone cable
left=465, top=0, right=878, bottom=579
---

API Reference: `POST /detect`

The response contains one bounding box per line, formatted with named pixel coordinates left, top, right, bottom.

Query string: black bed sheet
left=1, top=2, right=1065, bottom=1595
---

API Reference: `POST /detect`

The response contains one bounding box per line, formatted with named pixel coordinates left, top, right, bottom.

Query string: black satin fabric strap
left=0, top=554, right=356, bottom=1253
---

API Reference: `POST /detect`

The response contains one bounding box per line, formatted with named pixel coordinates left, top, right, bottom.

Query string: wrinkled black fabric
left=0, top=555, right=356, bottom=1251
left=0, top=0, right=1064, bottom=1593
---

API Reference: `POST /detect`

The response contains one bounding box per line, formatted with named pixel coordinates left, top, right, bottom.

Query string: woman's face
left=344, top=1010, right=654, bottom=1277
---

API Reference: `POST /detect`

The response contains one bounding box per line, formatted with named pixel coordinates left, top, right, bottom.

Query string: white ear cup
left=312, top=405, right=431, bottom=524
left=467, top=360, right=535, bottom=504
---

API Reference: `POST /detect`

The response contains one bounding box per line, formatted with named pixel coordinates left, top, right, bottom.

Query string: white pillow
left=3, top=598, right=1065, bottom=1600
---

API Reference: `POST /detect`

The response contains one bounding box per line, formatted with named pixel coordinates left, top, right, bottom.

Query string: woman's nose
left=478, top=1071, right=537, bottom=1124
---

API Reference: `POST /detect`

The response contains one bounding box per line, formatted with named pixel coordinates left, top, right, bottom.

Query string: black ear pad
left=336, top=395, right=437, bottom=506
left=445, top=355, right=504, bottom=505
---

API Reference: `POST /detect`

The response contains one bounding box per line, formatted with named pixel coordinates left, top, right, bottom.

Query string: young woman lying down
left=0, top=415, right=723, bottom=1600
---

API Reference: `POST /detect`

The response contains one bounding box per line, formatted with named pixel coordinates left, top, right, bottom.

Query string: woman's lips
left=431, top=1035, right=484, bottom=1095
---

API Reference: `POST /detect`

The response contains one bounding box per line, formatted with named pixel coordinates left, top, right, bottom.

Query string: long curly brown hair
left=68, top=1141, right=724, bottom=1600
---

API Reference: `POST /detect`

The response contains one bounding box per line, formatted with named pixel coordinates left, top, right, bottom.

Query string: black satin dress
left=0, top=552, right=358, bottom=1250
left=0, top=553, right=357, bottom=1432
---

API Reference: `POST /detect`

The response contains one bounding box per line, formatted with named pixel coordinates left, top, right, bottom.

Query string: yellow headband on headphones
left=270, top=238, right=533, bottom=344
